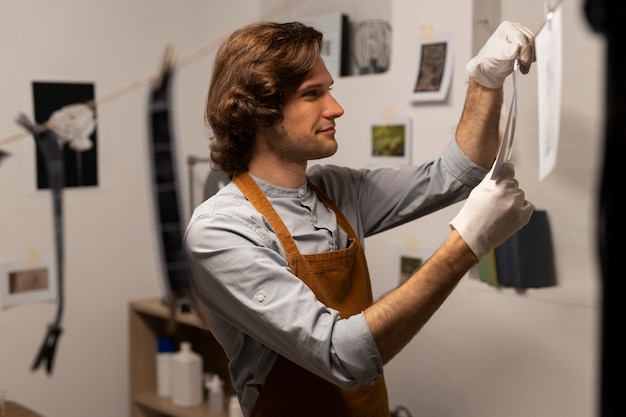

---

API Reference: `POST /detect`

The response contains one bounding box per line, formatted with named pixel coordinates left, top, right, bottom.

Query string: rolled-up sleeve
left=330, top=313, right=383, bottom=387
left=441, top=138, right=488, bottom=186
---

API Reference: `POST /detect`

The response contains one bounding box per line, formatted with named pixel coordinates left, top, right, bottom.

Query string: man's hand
left=449, top=162, right=534, bottom=260
left=466, top=21, right=535, bottom=89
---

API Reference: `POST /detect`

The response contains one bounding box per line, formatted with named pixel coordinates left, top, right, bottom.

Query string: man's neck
left=248, top=156, right=307, bottom=188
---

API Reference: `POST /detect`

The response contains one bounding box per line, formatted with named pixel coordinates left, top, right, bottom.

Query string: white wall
left=0, top=0, right=602, bottom=416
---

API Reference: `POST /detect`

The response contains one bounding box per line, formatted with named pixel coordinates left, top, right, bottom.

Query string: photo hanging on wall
left=409, top=33, right=454, bottom=103
left=394, top=245, right=433, bottom=287
left=305, top=13, right=351, bottom=78
left=0, top=257, right=57, bottom=310
left=367, top=116, right=412, bottom=166
left=32, top=81, right=99, bottom=190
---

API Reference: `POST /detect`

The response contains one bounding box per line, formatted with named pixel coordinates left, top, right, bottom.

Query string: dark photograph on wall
left=413, top=41, right=447, bottom=93
left=409, top=34, right=454, bottom=103
left=32, top=81, right=99, bottom=189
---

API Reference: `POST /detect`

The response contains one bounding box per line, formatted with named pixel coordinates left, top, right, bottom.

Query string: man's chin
left=315, top=146, right=338, bottom=160
left=311, top=154, right=334, bottom=161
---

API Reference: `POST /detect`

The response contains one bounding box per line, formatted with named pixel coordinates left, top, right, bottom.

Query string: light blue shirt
left=183, top=140, right=486, bottom=415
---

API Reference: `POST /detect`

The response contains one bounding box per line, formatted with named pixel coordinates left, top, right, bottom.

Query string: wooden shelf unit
left=129, top=298, right=231, bottom=417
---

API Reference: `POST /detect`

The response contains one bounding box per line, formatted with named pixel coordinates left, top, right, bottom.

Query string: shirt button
left=254, top=291, right=266, bottom=303
left=298, top=188, right=306, bottom=197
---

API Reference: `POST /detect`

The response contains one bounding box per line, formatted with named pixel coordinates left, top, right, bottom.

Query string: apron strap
left=233, top=173, right=301, bottom=257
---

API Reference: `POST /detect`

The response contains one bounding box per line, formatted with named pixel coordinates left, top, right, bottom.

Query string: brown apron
left=234, top=173, right=390, bottom=417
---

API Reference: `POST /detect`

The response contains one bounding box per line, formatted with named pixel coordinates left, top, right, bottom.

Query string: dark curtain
left=584, top=1, right=625, bottom=416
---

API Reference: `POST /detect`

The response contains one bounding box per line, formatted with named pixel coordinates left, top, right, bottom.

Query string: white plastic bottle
left=228, top=394, right=244, bottom=417
left=170, top=341, right=204, bottom=407
left=156, top=336, right=174, bottom=397
left=206, top=374, right=225, bottom=414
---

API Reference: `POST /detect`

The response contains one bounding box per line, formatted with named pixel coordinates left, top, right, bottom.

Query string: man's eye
left=303, top=90, right=320, bottom=97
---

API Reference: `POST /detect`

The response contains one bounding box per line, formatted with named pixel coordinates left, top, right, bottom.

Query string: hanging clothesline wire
left=0, top=0, right=563, bottom=146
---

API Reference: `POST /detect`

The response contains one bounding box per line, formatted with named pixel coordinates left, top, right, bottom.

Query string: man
left=184, top=20, right=535, bottom=417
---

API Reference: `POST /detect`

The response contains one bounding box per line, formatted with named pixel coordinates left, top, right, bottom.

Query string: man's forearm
left=363, top=230, right=477, bottom=364
left=456, top=78, right=504, bottom=169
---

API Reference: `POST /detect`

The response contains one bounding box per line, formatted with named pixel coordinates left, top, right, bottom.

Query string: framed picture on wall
left=394, top=246, right=432, bottom=287
left=367, top=116, right=412, bottom=166
left=0, top=257, right=57, bottom=309
left=409, top=33, right=454, bottom=103
left=305, top=13, right=351, bottom=77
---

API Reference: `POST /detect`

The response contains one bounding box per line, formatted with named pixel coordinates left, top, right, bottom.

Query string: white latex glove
left=466, top=21, right=535, bottom=89
left=449, top=162, right=534, bottom=261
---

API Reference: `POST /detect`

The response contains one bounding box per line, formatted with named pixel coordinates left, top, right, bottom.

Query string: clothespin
left=31, top=323, right=64, bottom=374
left=545, top=0, right=557, bottom=30
left=153, top=45, right=177, bottom=90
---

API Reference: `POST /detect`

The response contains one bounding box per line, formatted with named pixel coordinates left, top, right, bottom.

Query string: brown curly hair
left=205, top=21, right=323, bottom=176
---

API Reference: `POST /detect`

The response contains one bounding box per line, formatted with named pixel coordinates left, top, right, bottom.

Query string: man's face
left=263, top=56, right=344, bottom=162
